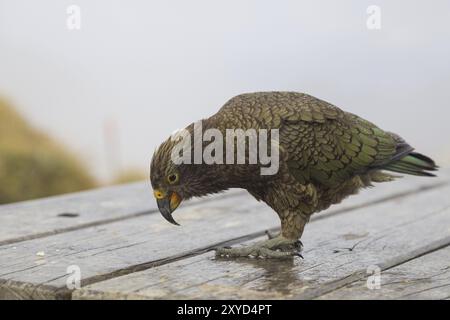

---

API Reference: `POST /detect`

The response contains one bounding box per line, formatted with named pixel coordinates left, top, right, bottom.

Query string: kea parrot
left=150, top=92, right=437, bottom=259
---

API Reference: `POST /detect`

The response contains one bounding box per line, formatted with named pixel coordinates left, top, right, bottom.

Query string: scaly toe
left=215, top=246, right=255, bottom=258
left=215, top=238, right=304, bottom=259
left=258, top=247, right=301, bottom=259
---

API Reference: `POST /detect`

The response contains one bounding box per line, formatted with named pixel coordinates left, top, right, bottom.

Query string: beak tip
left=159, top=209, right=180, bottom=226
left=157, top=202, right=180, bottom=226
left=156, top=192, right=182, bottom=226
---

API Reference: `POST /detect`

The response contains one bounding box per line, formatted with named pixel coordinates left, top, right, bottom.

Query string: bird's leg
left=216, top=213, right=308, bottom=259
left=265, top=229, right=303, bottom=246
left=265, top=230, right=279, bottom=239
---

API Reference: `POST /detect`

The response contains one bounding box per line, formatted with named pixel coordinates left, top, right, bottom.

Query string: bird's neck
left=198, top=163, right=262, bottom=192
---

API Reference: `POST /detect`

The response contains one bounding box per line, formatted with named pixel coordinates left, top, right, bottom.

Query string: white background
left=1, top=0, right=449, bottom=181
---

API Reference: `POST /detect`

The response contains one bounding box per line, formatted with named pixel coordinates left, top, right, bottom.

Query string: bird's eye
left=167, top=173, right=179, bottom=184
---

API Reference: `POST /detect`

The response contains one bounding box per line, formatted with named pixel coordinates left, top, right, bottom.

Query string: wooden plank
left=0, top=181, right=243, bottom=246
left=0, top=191, right=277, bottom=299
left=316, top=245, right=450, bottom=300
left=0, top=174, right=444, bottom=247
left=72, top=181, right=450, bottom=300
left=1, top=175, right=448, bottom=299
left=0, top=182, right=154, bottom=246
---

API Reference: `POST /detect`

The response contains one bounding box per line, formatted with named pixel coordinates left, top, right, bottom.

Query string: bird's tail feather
left=384, top=152, right=438, bottom=177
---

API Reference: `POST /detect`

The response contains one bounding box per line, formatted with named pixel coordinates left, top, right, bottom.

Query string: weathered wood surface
left=0, top=182, right=243, bottom=246
left=0, top=175, right=441, bottom=247
left=0, top=192, right=273, bottom=299
left=0, top=172, right=449, bottom=300
left=318, top=245, right=450, bottom=300
left=72, top=181, right=450, bottom=300
left=0, top=182, right=154, bottom=246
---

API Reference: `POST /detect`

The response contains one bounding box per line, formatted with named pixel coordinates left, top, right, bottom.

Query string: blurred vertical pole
left=103, top=117, right=121, bottom=181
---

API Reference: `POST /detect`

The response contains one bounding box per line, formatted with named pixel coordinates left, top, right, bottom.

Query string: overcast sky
left=1, top=0, right=449, bottom=181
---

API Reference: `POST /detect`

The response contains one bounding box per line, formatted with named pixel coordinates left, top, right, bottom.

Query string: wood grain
left=0, top=191, right=277, bottom=299
left=0, top=174, right=443, bottom=247
left=1, top=174, right=448, bottom=299
left=0, top=182, right=243, bottom=246
left=73, top=182, right=450, bottom=299
left=317, top=244, right=450, bottom=300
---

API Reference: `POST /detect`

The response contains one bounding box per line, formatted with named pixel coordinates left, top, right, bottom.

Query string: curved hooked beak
left=155, top=191, right=182, bottom=226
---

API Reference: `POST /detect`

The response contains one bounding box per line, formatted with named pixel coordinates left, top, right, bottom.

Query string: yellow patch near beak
left=170, top=192, right=182, bottom=211
left=153, top=190, right=165, bottom=200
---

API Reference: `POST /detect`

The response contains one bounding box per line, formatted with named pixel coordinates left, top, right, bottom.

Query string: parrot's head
left=150, top=134, right=217, bottom=226
left=150, top=137, right=185, bottom=226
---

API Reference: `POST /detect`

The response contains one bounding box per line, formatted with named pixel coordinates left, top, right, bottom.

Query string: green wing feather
left=215, top=92, right=437, bottom=183
left=383, top=152, right=437, bottom=176
left=279, top=98, right=424, bottom=186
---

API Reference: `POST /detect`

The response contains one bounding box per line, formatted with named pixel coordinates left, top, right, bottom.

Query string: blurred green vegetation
left=112, top=169, right=146, bottom=185
left=0, top=97, right=97, bottom=204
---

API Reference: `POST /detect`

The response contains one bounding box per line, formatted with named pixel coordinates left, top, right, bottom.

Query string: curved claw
left=295, top=252, right=304, bottom=259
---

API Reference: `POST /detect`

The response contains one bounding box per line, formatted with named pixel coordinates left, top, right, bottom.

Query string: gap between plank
left=2, top=181, right=446, bottom=248
left=293, top=235, right=450, bottom=300
left=0, top=191, right=247, bottom=247
left=63, top=181, right=449, bottom=298
left=2, top=181, right=447, bottom=299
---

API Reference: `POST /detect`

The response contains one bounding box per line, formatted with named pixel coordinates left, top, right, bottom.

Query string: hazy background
left=1, top=0, right=449, bottom=185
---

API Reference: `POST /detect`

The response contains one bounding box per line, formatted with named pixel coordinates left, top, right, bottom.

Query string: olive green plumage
left=211, top=92, right=436, bottom=185
left=150, top=92, right=437, bottom=252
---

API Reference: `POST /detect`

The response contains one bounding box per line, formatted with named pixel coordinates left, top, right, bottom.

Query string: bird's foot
left=215, top=236, right=303, bottom=259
